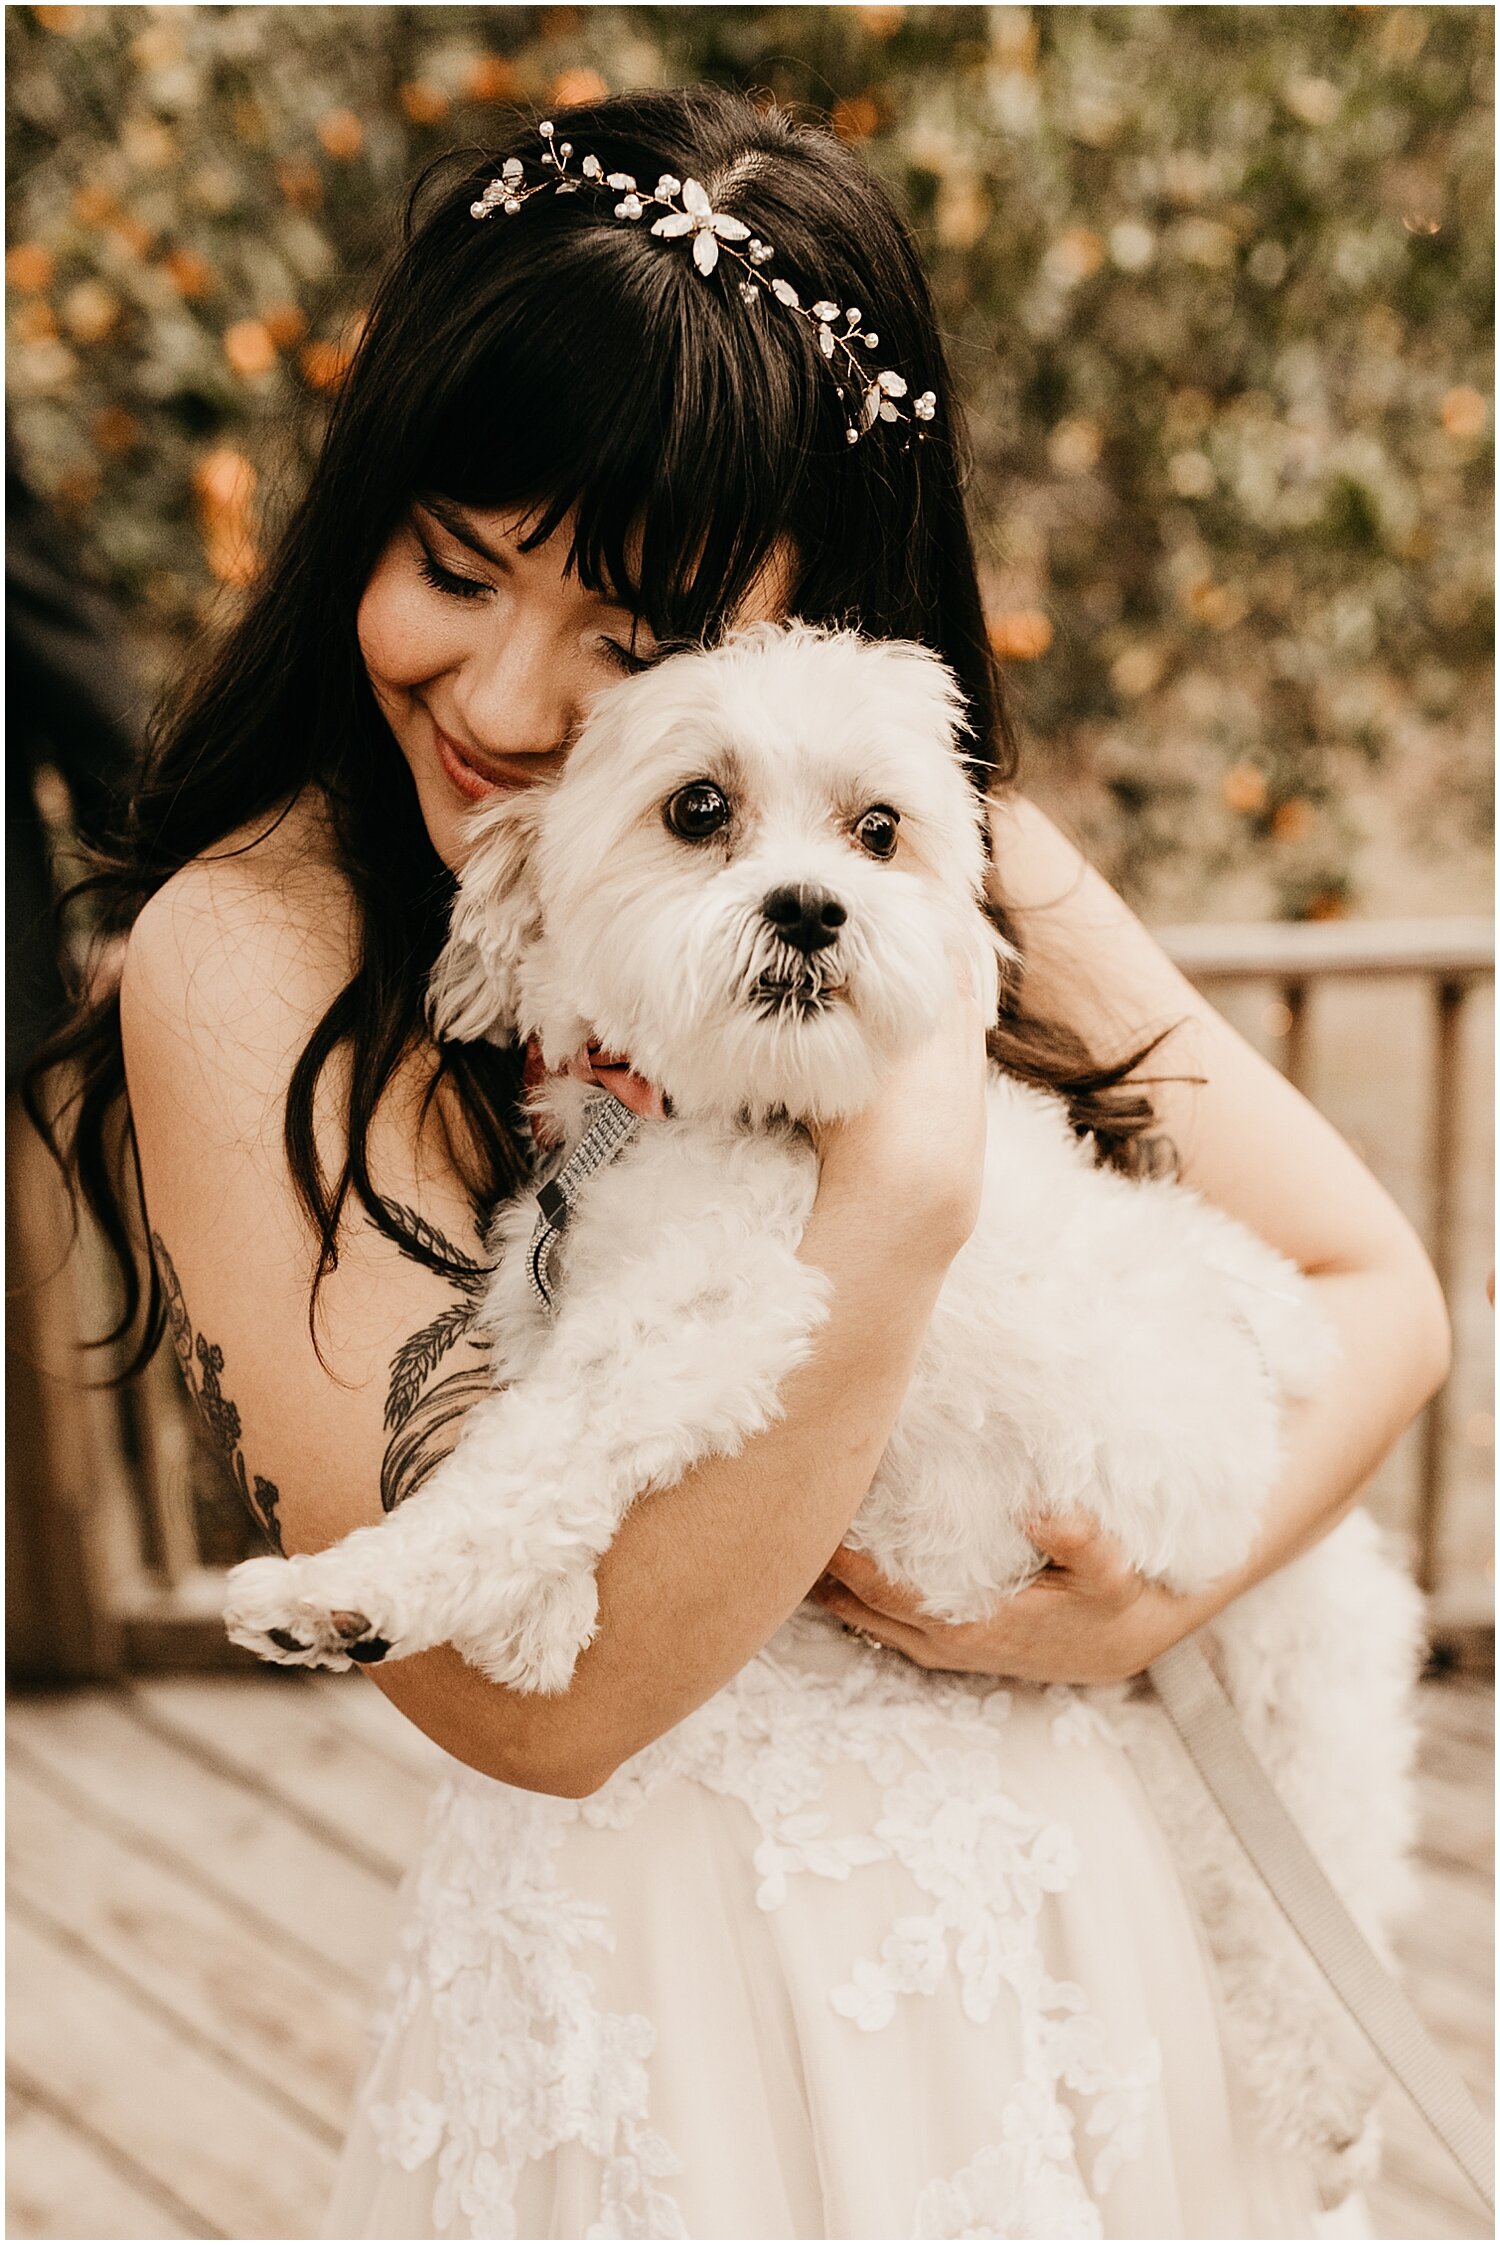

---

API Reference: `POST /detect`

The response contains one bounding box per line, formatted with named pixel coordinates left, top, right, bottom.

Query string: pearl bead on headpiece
left=471, top=121, right=938, bottom=448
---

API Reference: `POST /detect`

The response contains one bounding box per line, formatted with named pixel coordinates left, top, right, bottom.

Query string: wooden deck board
left=1369, top=1676, right=1494, bottom=2244
left=6, top=2084, right=201, bottom=2241
left=7, top=1759, right=369, bottom=2134
left=8, top=1688, right=403, bottom=1987
left=7, top=1912, right=335, bottom=2239
left=6, top=1669, right=1491, bottom=2240
left=129, top=1671, right=437, bottom=1875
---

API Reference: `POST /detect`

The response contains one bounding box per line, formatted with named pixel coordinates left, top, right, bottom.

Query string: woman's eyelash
left=413, top=540, right=653, bottom=672
left=415, top=543, right=491, bottom=601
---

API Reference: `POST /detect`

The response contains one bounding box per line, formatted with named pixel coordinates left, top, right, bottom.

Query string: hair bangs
left=412, top=196, right=829, bottom=644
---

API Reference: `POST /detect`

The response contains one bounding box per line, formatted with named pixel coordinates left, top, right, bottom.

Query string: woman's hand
left=809, top=952, right=991, bottom=1262
left=810, top=1518, right=1210, bottom=1687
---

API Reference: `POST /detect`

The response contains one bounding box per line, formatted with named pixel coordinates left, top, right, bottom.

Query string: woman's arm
left=121, top=837, right=988, bottom=1794
left=813, top=792, right=1451, bottom=1683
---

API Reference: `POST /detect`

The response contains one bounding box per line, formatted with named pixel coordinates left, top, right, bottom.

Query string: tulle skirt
left=323, top=1609, right=1368, bottom=2240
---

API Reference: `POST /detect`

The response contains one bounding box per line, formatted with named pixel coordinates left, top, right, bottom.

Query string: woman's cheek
left=357, top=571, right=412, bottom=690
left=357, top=544, right=452, bottom=692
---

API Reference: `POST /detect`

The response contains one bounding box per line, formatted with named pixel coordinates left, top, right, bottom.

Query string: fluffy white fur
left=225, top=621, right=1422, bottom=2195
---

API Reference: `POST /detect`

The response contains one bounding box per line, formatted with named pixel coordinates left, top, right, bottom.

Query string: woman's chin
left=409, top=760, right=498, bottom=874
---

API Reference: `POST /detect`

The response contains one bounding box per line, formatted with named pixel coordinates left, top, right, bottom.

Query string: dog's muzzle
left=761, top=885, right=846, bottom=955
left=752, top=970, right=836, bottom=1019
left=748, top=886, right=847, bottom=1018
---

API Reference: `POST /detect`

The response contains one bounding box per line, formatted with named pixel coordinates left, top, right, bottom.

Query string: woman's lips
left=432, top=722, right=511, bottom=802
left=430, top=719, right=566, bottom=801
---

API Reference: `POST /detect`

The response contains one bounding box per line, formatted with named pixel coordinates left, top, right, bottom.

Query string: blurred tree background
left=7, top=3, right=1493, bottom=920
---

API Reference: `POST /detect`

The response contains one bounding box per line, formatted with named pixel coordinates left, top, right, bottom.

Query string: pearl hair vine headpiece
left=471, top=120, right=937, bottom=448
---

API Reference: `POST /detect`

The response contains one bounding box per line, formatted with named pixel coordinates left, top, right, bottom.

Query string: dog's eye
left=665, top=782, right=731, bottom=841
left=853, top=805, right=900, bottom=860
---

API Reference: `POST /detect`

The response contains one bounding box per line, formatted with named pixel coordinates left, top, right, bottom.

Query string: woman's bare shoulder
left=121, top=790, right=360, bottom=1107
left=125, top=792, right=353, bottom=987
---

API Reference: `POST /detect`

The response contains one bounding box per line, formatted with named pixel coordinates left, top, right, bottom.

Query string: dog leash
left=1148, top=1638, right=1494, bottom=2212
left=528, top=1092, right=641, bottom=1314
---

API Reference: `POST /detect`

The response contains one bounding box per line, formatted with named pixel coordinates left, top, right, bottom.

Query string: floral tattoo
left=380, top=1204, right=491, bottom=1514
left=153, top=1232, right=284, bottom=1554
left=154, top=1205, right=494, bottom=1539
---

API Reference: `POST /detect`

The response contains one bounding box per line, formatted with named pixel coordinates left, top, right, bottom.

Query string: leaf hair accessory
left=471, top=120, right=938, bottom=447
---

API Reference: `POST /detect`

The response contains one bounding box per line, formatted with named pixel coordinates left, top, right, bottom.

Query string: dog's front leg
left=441, top=1222, right=834, bottom=1689
left=220, top=1386, right=543, bottom=1674
left=225, top=1218, right=830, bottom=1689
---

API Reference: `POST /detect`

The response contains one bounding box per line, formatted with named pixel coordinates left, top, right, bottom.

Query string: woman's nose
left=450, top=621, right=583, bottom=760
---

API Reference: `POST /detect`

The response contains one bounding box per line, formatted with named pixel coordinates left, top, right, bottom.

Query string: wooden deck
left=6, top=1668, right=1492, bottom=2241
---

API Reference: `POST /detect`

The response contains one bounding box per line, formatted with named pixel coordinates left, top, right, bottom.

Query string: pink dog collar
left=522, top=1037, right=667, bottom=1151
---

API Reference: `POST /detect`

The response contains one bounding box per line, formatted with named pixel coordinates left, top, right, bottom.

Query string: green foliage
left=7, top=3, right=1493, bottom=917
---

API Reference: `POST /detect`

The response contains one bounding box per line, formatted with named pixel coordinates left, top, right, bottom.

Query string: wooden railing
left=1157, top=917, right=1494, bottom=1604
left=8, top=919, right=1493, bottom=1677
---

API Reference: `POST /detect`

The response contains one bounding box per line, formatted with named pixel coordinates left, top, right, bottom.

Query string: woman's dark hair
left=31, top=84, right=1171, bottom=1370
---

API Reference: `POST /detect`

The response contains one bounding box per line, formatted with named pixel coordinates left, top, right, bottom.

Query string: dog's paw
left=457, top=1568, right=600, bottom=1696
left=223, top=1552, right=404, bottom=1672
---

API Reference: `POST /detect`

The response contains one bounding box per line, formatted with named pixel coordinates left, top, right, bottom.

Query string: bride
left=50, top=85, right=1447, bottom=2238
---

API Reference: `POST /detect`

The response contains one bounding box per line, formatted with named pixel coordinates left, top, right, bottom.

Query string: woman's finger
left=1023, top=1511, right=1098, bottom=1565
left=1025, top=1512, right=1136, bottom=1590
left=811, top=1577, right=939, bottom=1667
left=1007, top=1556, right=1141, bottom=1623
left=822, top=1543, right=930, bottom=1622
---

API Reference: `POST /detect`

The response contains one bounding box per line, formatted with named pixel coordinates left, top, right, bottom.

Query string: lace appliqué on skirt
left=367, top=1779, right=688, bottom=2239
left=364, top=1617, right=1160, bottom=2238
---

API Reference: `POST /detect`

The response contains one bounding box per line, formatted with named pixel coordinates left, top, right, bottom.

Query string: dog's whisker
left=734, top=912, right=856, bottom=1024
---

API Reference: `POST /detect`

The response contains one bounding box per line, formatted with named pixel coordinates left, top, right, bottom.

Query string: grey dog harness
left=528, top=1093, right=641, bottom=1314
left=526, top=1101, right=1494, bottom=2211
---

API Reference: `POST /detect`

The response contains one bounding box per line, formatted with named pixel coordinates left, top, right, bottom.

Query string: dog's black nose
left=763, top=885, right=847, bottom=954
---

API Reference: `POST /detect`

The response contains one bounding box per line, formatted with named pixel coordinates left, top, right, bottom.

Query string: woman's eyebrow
left=414, top=493, right=642, bottom=617
left=415, top=493, right=509, bottom=568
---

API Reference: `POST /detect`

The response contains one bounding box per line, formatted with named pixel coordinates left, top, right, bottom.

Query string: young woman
left=51, top=86, right=1448, bottom=2239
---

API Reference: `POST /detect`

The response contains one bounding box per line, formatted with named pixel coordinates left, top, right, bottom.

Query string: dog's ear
left=966, top=904, right=1018, bottom=1024
left=428, top=794, right=545, bottom=1045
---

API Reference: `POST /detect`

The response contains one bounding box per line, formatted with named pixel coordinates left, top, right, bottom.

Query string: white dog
left=225, top=622, right=1421, bottom=2191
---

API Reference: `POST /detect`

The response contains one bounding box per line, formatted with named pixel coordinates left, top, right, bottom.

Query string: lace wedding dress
left=323, top=1606, right=1369, bottom=2240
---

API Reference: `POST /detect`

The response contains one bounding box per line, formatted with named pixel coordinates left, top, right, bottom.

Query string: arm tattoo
left=152, top=1232, right=284, bottom=1554
left=380, top=1204, right=493, bottom=1513
left=381, top=1365, right=496, bottom=1514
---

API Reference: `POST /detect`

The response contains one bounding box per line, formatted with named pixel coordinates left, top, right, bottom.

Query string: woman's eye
left=415, top=543, right=492, bottom=601
left=665, top=782, right=731, bottom=841
left=601, top=637, right=654, bottom=677
left=853, top=805, right=900, bottom=859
